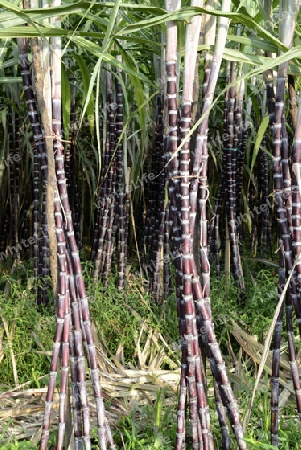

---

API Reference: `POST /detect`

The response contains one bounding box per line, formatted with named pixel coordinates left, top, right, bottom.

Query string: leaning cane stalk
left=164, top=0, right=183, bottom=446
left=177, top=1, right=213, bottom=447
left=17, top=36, right=49, bottom=305
left=271, top=1, right=300, bottom=446
left=292, top=100, right=301, bottom=315
left=192, top=0, right=247, bottom=447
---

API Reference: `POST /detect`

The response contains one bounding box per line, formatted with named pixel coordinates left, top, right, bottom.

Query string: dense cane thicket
left=1, top=0, right=301, bottom=448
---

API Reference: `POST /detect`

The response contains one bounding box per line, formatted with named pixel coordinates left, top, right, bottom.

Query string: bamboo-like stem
left=152, top=93, right=166, bottom=302
left=164, top=0, right=184, bottom=446
left=54, top=87, right=116, bottom=450
left=214, top=381, right=230, bottom=449
left=94, top=70, right=117, bottom=284
left=178, top=1, right=211, bottom=445
left=192, top=0, right=247, bottom=446
left=7, top=102, right=20, bottom=257
left=102, top=82, right=117, bottom=285
left=116, top=62, right=127, bottom=290
left=271, top=1, right=300, bottom=445
left=17, top=37, right=48, bottom=304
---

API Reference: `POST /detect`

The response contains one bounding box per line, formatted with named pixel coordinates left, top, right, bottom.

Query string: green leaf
left=115, top=6, right=288, bottom=53
left=223, top=48, right=268, bottom=65
left=250, top=114, right=269, bottom=186
left=227, top=34, right=277, bottom=53
left=0, top=76, right=21, bottom=83
left=72, top=52, right=95, bottom=137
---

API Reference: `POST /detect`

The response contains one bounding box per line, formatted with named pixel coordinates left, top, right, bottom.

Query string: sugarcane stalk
left=179, top=0, right=209, bottom=441
left=116, top=61, right=127, bottom=290
left=17, top=36, right=48, bottom=304
left=271, top=1, right=300, bottom=445
left=192, top=0, right=247, bottom=446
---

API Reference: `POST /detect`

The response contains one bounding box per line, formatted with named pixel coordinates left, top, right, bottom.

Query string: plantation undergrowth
left=0, top=258, right=301, bottom=449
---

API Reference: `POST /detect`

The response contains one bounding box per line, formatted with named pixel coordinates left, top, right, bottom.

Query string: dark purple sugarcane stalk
left=66, top=247, right=90, bottom=449
left=40, top=191, right=68, bottom=449
left=7, top=103, right=19, bottom=253
left=257, top=143, right=271, bottom=254
left=94, top=70, right=117, bottom=284
left=262, top=62, right=276, bottom=255
left=91, top=122, right=110, bottom=262
left=292, top=101, right=301, bottom=331
left=270, top=243, right=285, bottom=447
left=191, top=2, right=247, bottom=446
left=148, top=93, right=166, bottom=302
left=175, top=1, right=215, bottom=446
left=180, top=95, right=209, bottom=447
left=214, top=381, right=230, bottom=449
left=0, top=210, right=9, bottom=254
left=8, top=124, right=15, bottom=252
left=22, top=201, right=30, bottom=257
left=271, top=39, right=301, bottom=443
left=234, top=78, right=245, bottom=238
left=147, top=96, right=160, bottom=292
left=51, top=31, right=73, bottom=448
left=94, top=139, right=111, bottom=280
left=270, top=68, right=286, bottom=445
left=17, top=37, right=49, bottom=304
left=53, top=76, right=116, bottom=450
left=290, top=88, right=301, bottom=415
left=34, top=23, right=115, bottom=448
left=225, top=61, right=245, bottom=293
left=183, top=126, right=212, bottom=447
left=208, top=62, right=230, bottom=277
left=102, top=93, right=117, bottom=284
left=144, top=107, right=158, bottom=269
left=191, top=259, right=246, bottom=449
left=165, top=0, right=181, bottom=258
left=64, top=85, right=82, bottom=250
left=164, top=1, right=185, bottom=446
left=116, top=64, right=127, bottom=290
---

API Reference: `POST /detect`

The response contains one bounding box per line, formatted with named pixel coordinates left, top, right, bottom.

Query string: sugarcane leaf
left=289, top=62, right=301, bottom=75
left=72, top=53, right=95, bottom=137
left=61, top=63, right=70, bottom=142
left=0, top=57, right=19, bottom=69
left=115, top=6, right=287, bottom=53
left=0, top=76, right=22, bottom=83
left=0, top=27, right=108, bottom=38
left=175, top=46, right=301, bottom=161
left=243, top=439, right=278, bottom=449
left=250, top=113, right=269, bottom=180
left=0, top=0, right=52, bottom=42
left=242, top=193, right=252, bottom=234
left=223, top=48, right=268, bottom=65
left=69, top=35, right=152, bottom=85
left=72, top=0, right=122, bottom=140
left=95, top=65, right=101, bottom=179
left=116, top=48, right=146, bottom=185
left=226, top=34, right=277, bottom=53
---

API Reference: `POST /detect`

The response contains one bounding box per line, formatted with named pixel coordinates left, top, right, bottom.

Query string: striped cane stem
left=192, top=1, right=247, bottom=446
left=271, top=2, right=301, bottom=435
left=17, top=37, right=48, bottom=304
left=116, top=64, right=127, bottom=290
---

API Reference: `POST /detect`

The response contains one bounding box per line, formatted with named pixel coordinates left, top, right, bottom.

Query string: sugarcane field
left=1, top=0, right=301, bottom=449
